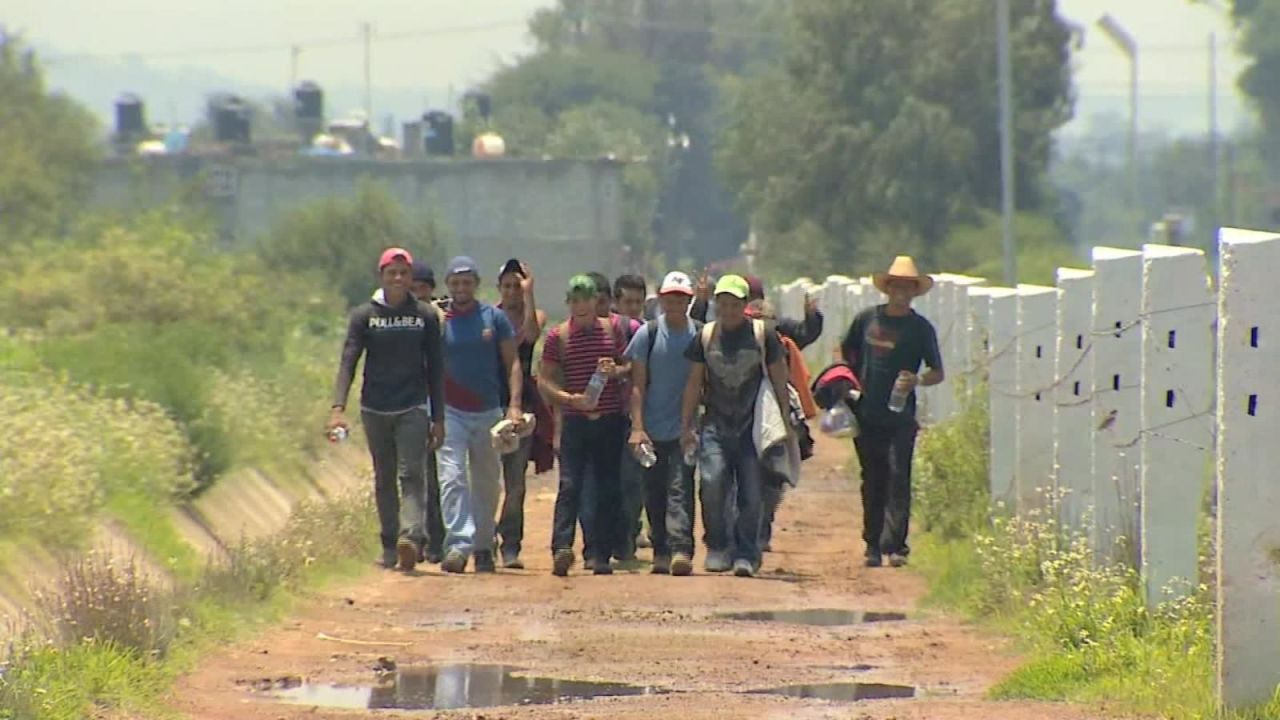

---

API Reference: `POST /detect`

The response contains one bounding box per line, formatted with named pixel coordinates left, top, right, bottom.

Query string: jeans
left=853, top=421, right=919, bottom=556
left=361, top=408, right=431, bottom=550
left=497, top=435, right=533, bottom=556
left=642, top=439, right=696, bottom=558
left=552, top=413, right=626, bottom=564
left=760, top=473, right=786, bottom=549
left=698, top=423, right=764, bottom=568
left=437, top=406, right=504, bottom=557
left=618, top=443, right=645, bottom=557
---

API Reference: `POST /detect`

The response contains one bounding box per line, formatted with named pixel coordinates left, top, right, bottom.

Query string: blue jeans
left=438, top=406, right=504, bottom=557
left=642, top=439, right=696, bottom=557
left=552, top=413, right=626, bottom=564
left=698, top=423, right=764, bottom=568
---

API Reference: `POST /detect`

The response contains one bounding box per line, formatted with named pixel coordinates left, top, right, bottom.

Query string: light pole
left=996, top=0, right=1017, bottom=286
left=1096, top=14, right=1139, bottom=208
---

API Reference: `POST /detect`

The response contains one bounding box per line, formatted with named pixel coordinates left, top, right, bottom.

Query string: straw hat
left=872, top=256, right=934, bottom=296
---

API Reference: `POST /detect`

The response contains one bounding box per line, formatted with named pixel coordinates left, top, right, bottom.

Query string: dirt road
left=171, top=435, right=1115, bottom=719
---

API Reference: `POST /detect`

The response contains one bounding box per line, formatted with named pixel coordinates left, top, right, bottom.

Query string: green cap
left=567, top=274, right=598, bottom=298
left=714, top=274, right=750, bottom=299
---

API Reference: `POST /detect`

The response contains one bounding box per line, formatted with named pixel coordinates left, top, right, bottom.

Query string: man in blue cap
left=437, top=256, right=526, bottom=574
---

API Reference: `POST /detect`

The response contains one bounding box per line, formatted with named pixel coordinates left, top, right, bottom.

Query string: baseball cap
left=378, top=247, right=413, bottom=271
left=498, top=258, right=526, bottom=279
left=446, top=255, right=479, bottom=278
left=567, top=274, right=598, bottom=299
left=714, top=274, right=750, bottom=300
left=658, top=271, right=695, bottom=297
left=411, top=261, right=435, bottom=285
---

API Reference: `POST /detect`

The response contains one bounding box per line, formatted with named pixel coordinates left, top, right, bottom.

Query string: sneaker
left=380, top=547, right=398, bottom=569
left=501, top=547, right=524, bottom=570
left=396, top=537, right=418, bottom=572
left=636, top=531, right=652, bottom=549
left=592, top=558, right=614, bottom=576
left=441, top=549, right=468, bottom=574
left=704, top=549, right=732, bottom=573
left=670, top=553, right=694, bottom=577
left=474, top=550, right=496, bottom=573
left=651, top=555, right=671, bottom=575
left=888, top=553, right=909, bottom=568
left=865, top=551, right=883, bottom=568
left=732, top=559, right=757, bottom=578
left=552, top=549, right=575, bottom=577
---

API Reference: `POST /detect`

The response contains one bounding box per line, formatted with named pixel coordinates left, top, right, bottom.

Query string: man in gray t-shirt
left=625, top=272, right=700, bottom=576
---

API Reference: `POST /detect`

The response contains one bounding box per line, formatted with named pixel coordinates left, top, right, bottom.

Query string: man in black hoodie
left=329, top=247, right=446, bottom=572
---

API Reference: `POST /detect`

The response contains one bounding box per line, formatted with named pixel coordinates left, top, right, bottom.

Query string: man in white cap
left=840, top=256, right=944, bottom=569
left=625, top=271, right=702, bottom=575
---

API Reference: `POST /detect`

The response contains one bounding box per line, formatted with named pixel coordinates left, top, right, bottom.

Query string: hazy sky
left=7, top=0, right=1251, bottom=135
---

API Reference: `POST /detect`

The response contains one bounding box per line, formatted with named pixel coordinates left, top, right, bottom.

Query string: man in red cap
left=330, top=248, right=446, bottom=572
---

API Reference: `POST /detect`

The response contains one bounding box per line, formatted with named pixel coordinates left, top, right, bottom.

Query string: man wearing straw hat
left=839, top=256, right=944, bottom=569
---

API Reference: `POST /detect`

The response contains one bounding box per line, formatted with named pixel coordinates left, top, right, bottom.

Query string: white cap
left=659, top=271, right=695, bottom=297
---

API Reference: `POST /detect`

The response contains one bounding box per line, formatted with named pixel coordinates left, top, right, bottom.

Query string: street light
left=996, top=0, right=1017, bottom=286
left=1095, top=14, right=1139, bottom=207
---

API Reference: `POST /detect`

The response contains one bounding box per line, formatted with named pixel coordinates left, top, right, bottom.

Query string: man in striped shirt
left=538, top=275, right=630, bottom=577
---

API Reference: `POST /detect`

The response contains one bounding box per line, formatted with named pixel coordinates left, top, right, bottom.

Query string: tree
left=719, top=0, right=1075, bottom=273
left=0, top=34, right=99, bottom=243
left=1230, top=0, right=1280, bottom=175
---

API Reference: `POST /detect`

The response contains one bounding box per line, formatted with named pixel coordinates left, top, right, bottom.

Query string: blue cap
left=411, top=261, right=435, bottom=285
left=446, top=256, right=479, bottom=278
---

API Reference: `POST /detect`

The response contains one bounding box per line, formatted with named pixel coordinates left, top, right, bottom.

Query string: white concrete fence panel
left=1053, top=268, right=1096, bottom=533
left=1015, top=285, right=1059, bottom=514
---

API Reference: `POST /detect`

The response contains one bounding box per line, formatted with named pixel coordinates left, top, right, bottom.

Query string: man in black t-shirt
left=840, top=257, right=944, bottom=569
left=681, top=275, right=791, bottom=578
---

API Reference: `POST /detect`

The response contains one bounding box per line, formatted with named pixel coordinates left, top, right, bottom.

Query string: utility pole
left=996, top=0, right=1017, bottom=285
left=362, top=22, right=373, bottom=124
left=1097, top=14, right=1139, bottom=208
left=1209, top=31, right=1220, bottom=239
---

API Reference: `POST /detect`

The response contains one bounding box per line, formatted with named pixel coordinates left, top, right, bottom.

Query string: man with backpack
left=328, top=248, right=446, bottom=572
left=625, top=272, right=701, bottom=576
left=681, top=275, right=791, bottom=578
left=436, top=256, right=525, bottom=574
left=539, top=275, right=631, bottom=577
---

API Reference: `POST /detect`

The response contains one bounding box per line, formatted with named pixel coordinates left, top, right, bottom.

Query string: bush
left=914, top=388, right=990, bottom=540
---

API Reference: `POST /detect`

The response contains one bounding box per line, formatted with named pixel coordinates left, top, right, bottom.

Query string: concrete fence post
left=967, top=287, right=994, bottom=397
left=1091, top=247, right=1145, bottom=567
left=946, top=275, right=988, bottom=404
left=1015, top=284, right=1059, bottom=515
left=1215, top=228, right=1280, bottom=709
left=1053, top=268, right=1096, bottom=535
left=1139, top=244, right=1214, bottom=607
left=987, top=287, right=1020, bottom=510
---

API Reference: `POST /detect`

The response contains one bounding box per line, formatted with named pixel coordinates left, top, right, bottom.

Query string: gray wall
left=90, top=156, right=625, bottom=303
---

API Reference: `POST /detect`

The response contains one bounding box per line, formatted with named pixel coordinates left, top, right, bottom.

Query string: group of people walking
left=327, top=248, right=943, bottom=578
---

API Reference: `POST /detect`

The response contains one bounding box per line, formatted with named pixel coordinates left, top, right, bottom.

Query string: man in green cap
left=538, top=275, right=631, bottom=576
left=681, top=274, right=791, bottom=577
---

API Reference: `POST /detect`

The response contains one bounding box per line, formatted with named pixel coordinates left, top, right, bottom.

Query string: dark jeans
left=361, top=408, right=430, bottom=550
left=642, top=439, right=696, bottom=557
left=422, top=450, right=445, bottom=554
left=853, top=421, right=919, bottom=556
left=699, top=423, right=764, bottom=568
left=497, top=435, right=533, bottom=556
left=618, top=440, right=645, bottom=558
left=760, top=474, right=786, bottom=549
left=552, top=413, right=627, bottom=564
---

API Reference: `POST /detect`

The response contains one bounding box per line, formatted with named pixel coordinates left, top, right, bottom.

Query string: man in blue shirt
left=438, top=256, right=525, bottom=574
left=626, top=272, right=701, bottom=576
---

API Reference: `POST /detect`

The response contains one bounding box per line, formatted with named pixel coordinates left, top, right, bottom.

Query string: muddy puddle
left=716, top=608, right=907, bottom=626
left=268, top=664, right=660, bottom=710
left=753, top=681, right=917, bottom=701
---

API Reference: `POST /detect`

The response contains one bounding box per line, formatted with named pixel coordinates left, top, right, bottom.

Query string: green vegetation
left=912, top=396, right=1280, bottom=719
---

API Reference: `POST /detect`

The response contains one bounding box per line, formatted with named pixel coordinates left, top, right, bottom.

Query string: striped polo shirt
left=542, top=318, right=626, bottom=416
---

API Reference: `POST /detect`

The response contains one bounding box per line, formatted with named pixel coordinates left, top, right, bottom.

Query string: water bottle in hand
left=887, top=372, right=911, bottom=413
left=682, top=436, right=698, bottom=467
left=583, top=370, right=607, bottom=409
left=820, top=405, right=854, bottom=437
left=632, top=440, right=657, bottom=468
left=327, top=426, right=349, bottom=443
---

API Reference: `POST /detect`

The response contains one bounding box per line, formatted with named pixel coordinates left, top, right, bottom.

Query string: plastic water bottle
left=632, top=440, right=657, bottom=468
left=327, top=426, right=349, bottom=444
left=583, top=371, right=607, bottom=409
left=820, top=405, right=854, bottom=437
left=683, top=438, right=698, bottom=467
left=887, top=372, right=911, bottom=413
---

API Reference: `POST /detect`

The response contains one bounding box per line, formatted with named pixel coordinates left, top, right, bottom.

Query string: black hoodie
left=333, top=291, right=445, bottom=418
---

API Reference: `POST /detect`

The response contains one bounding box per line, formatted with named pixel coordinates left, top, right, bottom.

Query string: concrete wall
left=89, top=157, right=625, bottom=306
left=781, top=226, right=1280, bottom=708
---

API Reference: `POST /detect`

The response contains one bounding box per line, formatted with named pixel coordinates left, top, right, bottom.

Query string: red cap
left=378, top=247, right=414, bottom=271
